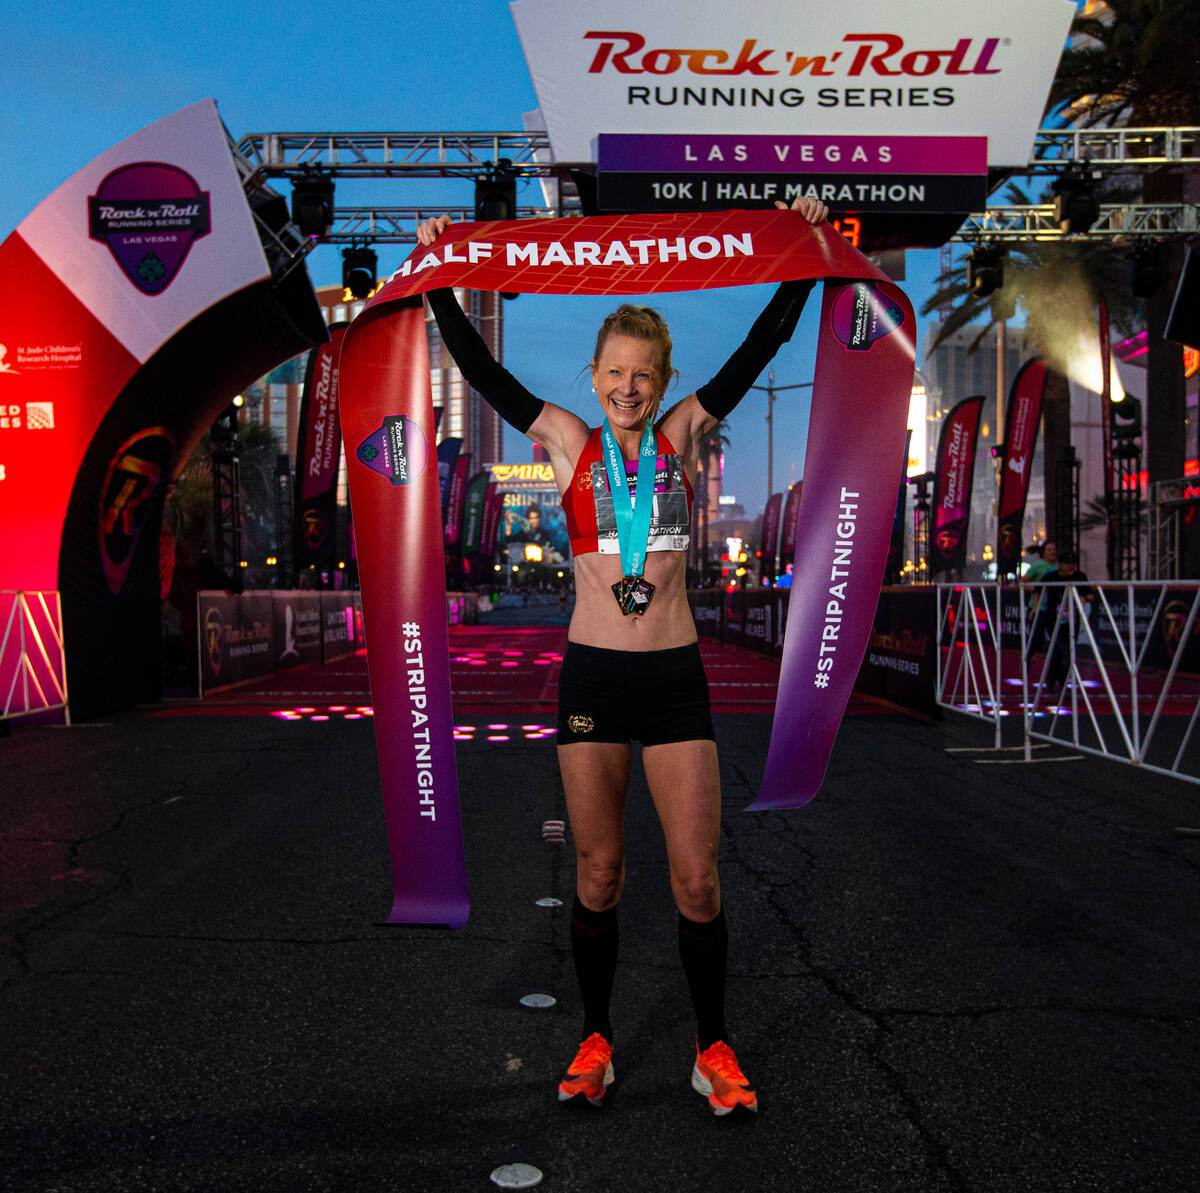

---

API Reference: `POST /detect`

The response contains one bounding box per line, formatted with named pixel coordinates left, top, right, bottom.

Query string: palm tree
left=1045, top=0, right=1199, bottom=128
left=1045, top=0, right=1199, bottom=489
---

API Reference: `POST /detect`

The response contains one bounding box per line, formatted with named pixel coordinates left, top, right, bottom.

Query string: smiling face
left=591, top=333, right=663, bottom=433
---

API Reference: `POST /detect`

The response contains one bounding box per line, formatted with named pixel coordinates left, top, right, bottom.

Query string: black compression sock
left=678, top=907, right=729, bottom=1051
left=571, top=896, right=619, bottom=1044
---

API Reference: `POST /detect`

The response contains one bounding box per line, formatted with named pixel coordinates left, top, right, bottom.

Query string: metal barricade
left=1, top=590, right=69, bottom=723
left=936, top=580, right=1200, bottom=787
left=1025, top=581, right=1200, bottom=785
left=936, top=582, right=1014, bottom=749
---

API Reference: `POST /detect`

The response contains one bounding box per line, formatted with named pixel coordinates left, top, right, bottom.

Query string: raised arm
left=425, top=287, right=544, bottom=435
left=661, top=196, right=829, bottom=450
left=415, top=215, right=590, bottom=485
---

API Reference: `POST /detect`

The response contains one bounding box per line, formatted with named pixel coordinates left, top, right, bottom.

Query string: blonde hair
left=591, top=304, right=679, bottom=422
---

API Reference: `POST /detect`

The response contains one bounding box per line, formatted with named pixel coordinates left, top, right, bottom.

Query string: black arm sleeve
left=426, top=288, right=545, bottom=434
left=695, top=278, right=816, bottom=420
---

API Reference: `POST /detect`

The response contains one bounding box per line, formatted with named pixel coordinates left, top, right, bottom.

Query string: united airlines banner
left=294, top=323, right=348, bottom=579
left=342, top=206, right=913, bottom=924
left=929, top=395, right=984, bottom=574
left=996, top=360, right=1048, bottom=575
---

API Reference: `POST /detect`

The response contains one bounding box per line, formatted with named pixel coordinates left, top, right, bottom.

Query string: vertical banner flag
left=445, top=452, right=471, bottom=549
left=436, top=437, right=462, bottom=517
left=460, top=470, right=491, bottom=576
left=294, top=323, right=348, bottom=580
left=759, top=492, right=783, bottom=584
left=929, top=395, right=984, bottom=574
left=479, top=482, right=503, bottom=570
left=338, top=295, right=469, bottom=929
left=779, top=481, right=803, bottom=579
left=996, top=359, right=1048, bottom=575
left=340, top=209, right=915, bottom=921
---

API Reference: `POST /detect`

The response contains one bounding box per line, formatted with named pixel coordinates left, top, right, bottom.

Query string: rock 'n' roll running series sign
left=340, top=209, right=916, bottom=927
left=510, top=0, right=1077, bottom=167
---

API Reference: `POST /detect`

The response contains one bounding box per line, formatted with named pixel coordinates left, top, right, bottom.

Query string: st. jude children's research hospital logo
left=88, top=162, right=211, bottom=296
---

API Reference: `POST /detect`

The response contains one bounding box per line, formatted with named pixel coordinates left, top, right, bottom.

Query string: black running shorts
left=556, top=641, right=716, bottom=746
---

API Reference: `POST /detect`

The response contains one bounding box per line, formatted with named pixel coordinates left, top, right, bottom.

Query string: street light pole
left=748, top=373, right=814, bottom=502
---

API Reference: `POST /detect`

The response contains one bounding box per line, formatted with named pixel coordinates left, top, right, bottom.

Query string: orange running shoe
left=557, top=1032, right=614, bottom=1106
left=692, top=1040, right=758, bottom=1116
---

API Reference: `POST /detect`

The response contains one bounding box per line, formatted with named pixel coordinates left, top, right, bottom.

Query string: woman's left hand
left=775, top=196, right=829, bottom=225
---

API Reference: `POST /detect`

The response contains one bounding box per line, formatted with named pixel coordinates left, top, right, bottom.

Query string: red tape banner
left=340, top=210, right=915, bottom=925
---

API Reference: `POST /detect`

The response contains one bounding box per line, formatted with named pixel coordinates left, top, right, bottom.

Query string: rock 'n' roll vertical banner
left=294, top=323, right=348, bottom=582
left=340, top=209, right=915, bottom=923
left=929, top=395, right=985, bottom=575
left=996, top=359, right=1047, bottom=576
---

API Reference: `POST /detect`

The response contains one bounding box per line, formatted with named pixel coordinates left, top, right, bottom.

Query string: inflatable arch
left=0, top=101, right=327, bottom=719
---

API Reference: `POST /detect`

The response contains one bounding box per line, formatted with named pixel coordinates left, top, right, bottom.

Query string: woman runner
left=417, top=196, right=828, bottom=1115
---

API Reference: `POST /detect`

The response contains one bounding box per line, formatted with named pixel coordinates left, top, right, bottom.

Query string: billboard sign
left=511, top=0, right=1075, bottom=167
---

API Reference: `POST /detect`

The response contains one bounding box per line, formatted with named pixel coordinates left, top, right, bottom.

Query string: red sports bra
left=562, top=426, right=694, bottom=558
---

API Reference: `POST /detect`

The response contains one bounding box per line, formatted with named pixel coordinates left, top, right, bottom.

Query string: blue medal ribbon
left=601, top=418, right=658, bottom=582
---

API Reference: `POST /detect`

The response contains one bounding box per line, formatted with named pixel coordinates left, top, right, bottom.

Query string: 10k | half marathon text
left=404, top=623, right=438, bottom=822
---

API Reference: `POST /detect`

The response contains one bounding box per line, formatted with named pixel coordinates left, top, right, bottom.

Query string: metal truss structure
left=232, top=126, right=1200, bottom=275
left=951, top=201, right=1197, bottom=242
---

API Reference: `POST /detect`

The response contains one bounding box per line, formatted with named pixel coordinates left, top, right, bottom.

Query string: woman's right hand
left=416, top=214, right=453, bottom=246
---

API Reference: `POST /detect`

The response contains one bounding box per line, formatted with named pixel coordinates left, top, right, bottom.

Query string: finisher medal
left=601, top=420, right=659, bottom=617
left=612, top=576, right=656, bottom=616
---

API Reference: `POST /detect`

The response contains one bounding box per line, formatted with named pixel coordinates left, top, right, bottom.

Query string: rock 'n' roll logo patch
left=831, top=281, right=906, bottom=352
left=566, top=714, right=594, bottom=734
left=356, top=415, right=429, bottom=486
left=88, top=163, right=211, bottom=295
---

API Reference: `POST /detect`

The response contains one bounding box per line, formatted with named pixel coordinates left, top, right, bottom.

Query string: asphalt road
left=3, top=675, right=1200, bottom=1191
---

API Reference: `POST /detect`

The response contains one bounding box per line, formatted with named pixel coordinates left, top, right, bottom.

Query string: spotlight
left=474, top=158, right=517, bottom=222
left=1052, top=164, right=1100, bottom=235
left=341, top=244, right=377, bottom=300
left=290, top=170, right=335, bottom=238
left=1127, top=242, right=1166, bottom=298
left=967, top=245, right=1005, bottom=297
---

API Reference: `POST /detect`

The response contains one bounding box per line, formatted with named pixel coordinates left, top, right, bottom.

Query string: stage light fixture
left=342, top=245, right=377, bottom=299
left=967, top=245, right=1004, bottom=297
left=966, top=246, right=1003, bottom=297
left=290, top=170, right=335, bottom=239
left=1052, top=164, right=1100, bottom=235
left=474, top=158, right=518, bottom=221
